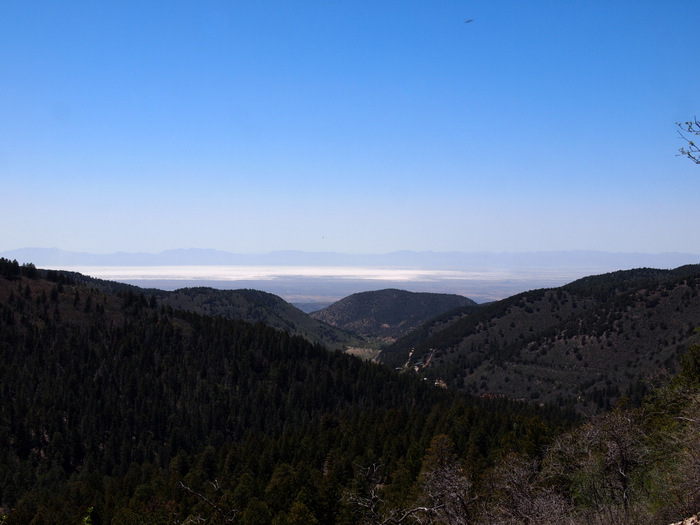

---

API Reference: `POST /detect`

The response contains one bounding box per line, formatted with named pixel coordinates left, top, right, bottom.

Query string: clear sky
left=2, top=1, right=699, bottom=255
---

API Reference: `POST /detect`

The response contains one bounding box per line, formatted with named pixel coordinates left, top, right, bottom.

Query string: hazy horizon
left=4, top=246, right=699, bottom=303
left=11, top=262, right=601, bottom=304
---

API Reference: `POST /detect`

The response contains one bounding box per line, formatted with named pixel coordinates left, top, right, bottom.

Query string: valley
left=1, top=258, right=699, bottom=524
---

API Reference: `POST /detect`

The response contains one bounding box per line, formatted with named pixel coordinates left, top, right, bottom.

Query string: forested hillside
left=1, top=259, right=699, bottom=524
left=0, top=260, right=570, bottom=524
left=382, top=265, right=700, bottom=412
left=157, top=287, right=361, bottom=351
left=310, top=288, right=476, bottom=340
left=51, top=270, right=361, bottom=351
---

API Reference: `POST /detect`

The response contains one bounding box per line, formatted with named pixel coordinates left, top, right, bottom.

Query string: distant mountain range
left=4, top=247, right=699, bottom=304
left=2, top=247, right=699, bottom=270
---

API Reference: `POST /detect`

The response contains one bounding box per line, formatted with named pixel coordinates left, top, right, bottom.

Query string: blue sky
left=2, top=1, right=699, bottom=255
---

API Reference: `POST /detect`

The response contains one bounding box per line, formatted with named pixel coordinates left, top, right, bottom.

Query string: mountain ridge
left=6, top=247, right=698, bottom=304
left=29, top=265, right=362, bottom=351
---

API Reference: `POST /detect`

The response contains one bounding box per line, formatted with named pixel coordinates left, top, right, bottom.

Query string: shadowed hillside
left=156, top=287, right=361, bottom=350
left=0, top=258, right=573, bottom=523
left=34, top=267, right=362, bottom=351
left=310, top=288, right=476, bottom=340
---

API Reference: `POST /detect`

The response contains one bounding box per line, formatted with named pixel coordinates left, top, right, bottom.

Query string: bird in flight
left=465, top=19, right=474, bottom=23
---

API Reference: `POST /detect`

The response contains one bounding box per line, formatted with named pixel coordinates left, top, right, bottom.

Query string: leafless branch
left=677, top=117, right=700, bottom=164
left=345, top=462, right=447, bottom=525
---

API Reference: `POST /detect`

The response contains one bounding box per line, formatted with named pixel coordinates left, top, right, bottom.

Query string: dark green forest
left=0, top=258, right=699, bottom=524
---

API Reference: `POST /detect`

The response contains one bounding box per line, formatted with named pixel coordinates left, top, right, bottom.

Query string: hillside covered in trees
left=44, top=269, right=361, bottom=352
left=0, top=258, right=699, bottom=524
left=0, top=260, right=571, bottom=523
left=382, top=265, right=700, bottom=412
left=309, top=289, right=476, bottom=341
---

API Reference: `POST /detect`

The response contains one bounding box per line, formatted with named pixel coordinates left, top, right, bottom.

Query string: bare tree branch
left=677, top=117, right=700, bottom=164
left=345, top=462, right=447, bottom=525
